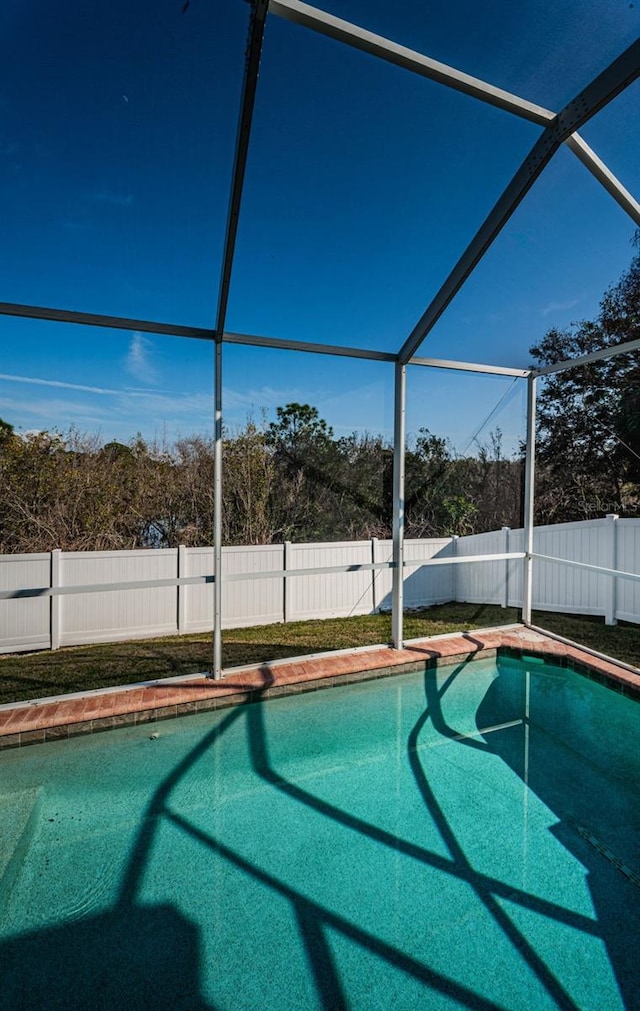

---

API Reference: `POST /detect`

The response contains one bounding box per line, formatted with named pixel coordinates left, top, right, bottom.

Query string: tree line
left=0, top=407, right=522, bottom=553
left=1, top=234, right=638, bottom=553
left=532, top=234, right=640, bottom=523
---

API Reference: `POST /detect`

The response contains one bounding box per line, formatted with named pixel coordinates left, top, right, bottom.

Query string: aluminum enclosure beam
left=565, top=134, right=640, bottom=226
left=391, top=362, right=406, bottom=650
left=526, top=623, right=640, bottom=676
left=270, top=0, right=553, bottom=125
left=531, top=553, right=640, bottom=585
left=404, top=552, right=525, bottom=568
left=0, top=300, right=534, bottom=373
left=399, top=38, right=640, bottom=364
left=532, top=335, right=640, bottom=377
left=270, top=0, right=640, bottom=227
left=224, top=330, right=395, bottom=362
left=410, top=355, right=529, bottom=377
left=215, top=0, right=269, bottom=339
left=0, top=302, right=393, bottom=361
left=0, top=554, right=531, bottom=600
left=8, top=302, right=636, bottom=381
left=522, top=376, right=537, bottom=625
left=0, top=301, right=214, bottom=341
left=212, top=0, right=269, bottom=679
left=213, top=340, right=223, bottom=678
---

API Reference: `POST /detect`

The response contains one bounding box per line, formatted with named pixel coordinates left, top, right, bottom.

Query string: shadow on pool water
left=2, top=660, right=639, bottom=1009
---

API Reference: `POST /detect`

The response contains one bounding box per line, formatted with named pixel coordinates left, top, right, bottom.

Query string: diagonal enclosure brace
left=270, top=0, right=555, bottom=125
left=215, top=0, right=270, bottom=339
left=270, top=0, right=640, bottom=228
left=565, top=134, right=640, bottom=226
left=398, top=38, right=640, bottom=364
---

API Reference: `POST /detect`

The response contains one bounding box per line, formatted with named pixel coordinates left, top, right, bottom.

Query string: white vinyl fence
left=0, top=537, right=454, bottom=653
left=1, top=516, right=638, bottom=653
left=454, top=515, right=623, bottom=622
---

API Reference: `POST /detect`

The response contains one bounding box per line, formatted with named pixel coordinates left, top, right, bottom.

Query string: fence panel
left=403, top=539, right=455, bottom=608
left=288, top=541, right=374, bottom=621
left=373, top=539, right=394, bottom=611
left=614, top=519, right=640, bottom=622
left=507, top=529, right=524, bottom=607
left=455, top=530, right=510, bottom=606
left=180, top=547, right=213, bottom=633
left=0, top=553, right=51, bottom=654
left=531, top=519, right=609, bottom=616
left=223, top=544, right=284, bottom=629
left=60, top=549, right=178, bottom=646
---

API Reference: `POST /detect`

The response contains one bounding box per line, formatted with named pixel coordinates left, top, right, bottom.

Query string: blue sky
left=0, top=0, right=638, bottom=455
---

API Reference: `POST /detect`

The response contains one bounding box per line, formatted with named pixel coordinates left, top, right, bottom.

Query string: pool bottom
left=1, top=654, right=639, bottom=1010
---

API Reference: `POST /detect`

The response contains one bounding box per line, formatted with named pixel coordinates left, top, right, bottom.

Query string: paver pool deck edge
left=0, top=625, right=638, bottom=747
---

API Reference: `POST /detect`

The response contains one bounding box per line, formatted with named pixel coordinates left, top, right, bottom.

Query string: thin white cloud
left=62, top=219, right=93, bottom=232
left=115, top=390, right=213, bottom=418
left=0, top=395, right=115, bottom=425
left=0, top=372, right=211, bottom=416
left=0, top=371, right=337, bottom=424
left=541, top=298, right=581, bottom=318
left=222, top=385, right=310, bottom=412
left=0, top=390, right=215, bottom=440
left=89, top=190, right=134, bottom=207
left=0, top=370, right=340, bottom=442
left=0, top=372, right=120, bottom=395
left=124, top=333, right=159, bottom=385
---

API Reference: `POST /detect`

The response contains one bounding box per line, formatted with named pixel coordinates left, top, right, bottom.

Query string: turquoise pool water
left=1, top=655, right=639, bottom=1010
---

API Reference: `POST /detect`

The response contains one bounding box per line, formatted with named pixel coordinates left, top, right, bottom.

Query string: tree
left=530, top=236, right=640, bottom=523
left=405, top=428, right=454, bottom=537
left=267, top=403, right=334, bottom=456
left=266, top=403, right=341, bottom=540
left=222, top=420, right=277, bottom=545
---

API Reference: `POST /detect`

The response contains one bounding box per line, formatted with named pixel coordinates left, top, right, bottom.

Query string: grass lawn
left=0, top=603, right=639, bottom=705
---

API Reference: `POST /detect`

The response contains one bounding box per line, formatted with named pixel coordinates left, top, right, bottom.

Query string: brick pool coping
left=1, top=625, right=638, bottom=749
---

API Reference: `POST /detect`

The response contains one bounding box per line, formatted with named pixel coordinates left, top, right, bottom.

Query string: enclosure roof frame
left=2, top=0, right=640, bottom=680
left=531, top=335, right=640, bottom=377
left=267, top=3, right=640, bottom=364
left=0, top=300, right=531, bottom=375
left=215, top=0, right=269, bottom=341
left=397, top=37, right=640, bottom=363
left=1, top=8, right=638, bottom=378
left=271, top=0, right=640, bottom=230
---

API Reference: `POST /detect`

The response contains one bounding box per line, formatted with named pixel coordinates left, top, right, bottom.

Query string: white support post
left=371, top=537, right=379, bottom=612
left=177, top=545, right=187, bottom=634
left=502, top=526, right=511, bottom=608
left=522, top=376, right=537, bottom=624
left=283, top=540, right=292, bottom=623
left=210, top=0, right=268, bottom=677
left=605, top=513, right=619, bottom=625
left=213, top=339, right=223, bottom=678
left=392, top=362, right=406, bottom=649
left=50, top=549, right=61, bottom=651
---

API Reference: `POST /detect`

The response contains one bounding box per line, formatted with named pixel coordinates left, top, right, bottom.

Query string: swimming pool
left=1, top=654, right=639, bottom=1009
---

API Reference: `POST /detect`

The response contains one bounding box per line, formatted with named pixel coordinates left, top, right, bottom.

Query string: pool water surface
left=0, top=655, right=639, bottom=1010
